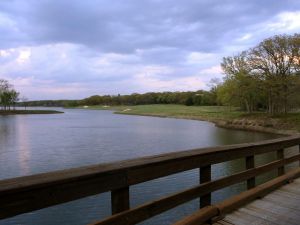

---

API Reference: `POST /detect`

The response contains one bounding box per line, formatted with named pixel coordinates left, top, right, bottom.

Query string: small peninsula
left=0, top=109, right=64, bottom=115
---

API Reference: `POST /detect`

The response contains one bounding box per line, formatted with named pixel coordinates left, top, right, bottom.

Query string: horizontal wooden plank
left=247, top=199, right=300, bottom=221
left=263, top=193, right=300, bottom=210
left=0, top=135, right=300, bottom=220
left=214, top=221, right=234, bottom=225
left=172, top=206, right=219, bottom=225
left=238, top=207, right=286, bottom=225
left=219, top=177, right=300, bottom=225
left=2, top=135, right=299, bottom=194
left=274, top=189, right=300, bottom=200
left=224, top=210, right=272, bottom=225
left=172, top=168, right=300, bottom=225
left=216, top=168, right=300, bottom=214
left=89, top=154, right=300, bottom=225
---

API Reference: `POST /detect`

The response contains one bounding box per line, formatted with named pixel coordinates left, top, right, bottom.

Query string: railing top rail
left=1, top=135, right=300, bottom=196
left=1, top=135, right=300, bottom=221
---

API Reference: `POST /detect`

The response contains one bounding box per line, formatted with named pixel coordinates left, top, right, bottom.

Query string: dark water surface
left=0, top=108, right=283, bottom=225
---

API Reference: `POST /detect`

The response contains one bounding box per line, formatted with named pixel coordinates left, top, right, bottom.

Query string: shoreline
left=213, top=119, right=298, bottom=136
left=0, top=109, right=64, bottom=115
left=71, top=105, right=300, bottom=136
left=115, top=112, right=299, bottom=136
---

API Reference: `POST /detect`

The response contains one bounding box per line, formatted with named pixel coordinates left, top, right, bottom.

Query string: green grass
left=116, top=105, right=244, bottom=120
left=0, top=110, right=64, bottom=115
left=78, top=104, right=300, bottom=133
left=271, top=113, right=300, bottom=131
left=78, top=104, right=243, bottom=120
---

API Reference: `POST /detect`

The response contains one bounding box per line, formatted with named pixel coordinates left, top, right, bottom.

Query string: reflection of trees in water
left=255, top=146, right=299, bottom=185
left=0, top=116, right=32, bottom=176
left=255, top=152, right=277, bottom=185
left=16, top=116, right=31, bottom=175
left=285, top=146, right=299, bottom=171
left=210, top=127, right=281, bottom=203
left=212, top=126, right=281, bottom=146
left=212, top=158, right=246, bottom=203
left=0, top=117, right=16, bottom=154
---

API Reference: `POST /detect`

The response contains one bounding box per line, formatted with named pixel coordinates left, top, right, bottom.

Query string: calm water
left=0, top=108, right=283, bottom=225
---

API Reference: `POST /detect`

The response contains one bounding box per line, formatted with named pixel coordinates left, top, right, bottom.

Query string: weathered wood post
left=277, top=149, right=285, bottom=176
left=246, top=155, right=255, bottom=189
left=111, top=187, right=130, bottom=214
left=200, top=165, right=211, bottom=208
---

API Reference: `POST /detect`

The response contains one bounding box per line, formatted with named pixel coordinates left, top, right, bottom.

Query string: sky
left=0, top=0, right=300, bottom=100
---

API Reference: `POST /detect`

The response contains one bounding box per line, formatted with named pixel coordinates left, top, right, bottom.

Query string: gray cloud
left=0, top=0, right=300, bottom=99
left=1, top=0, right=299, bottom=52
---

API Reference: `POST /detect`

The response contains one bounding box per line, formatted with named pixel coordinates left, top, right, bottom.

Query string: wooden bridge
left=1, top=135, right=300, bottom=225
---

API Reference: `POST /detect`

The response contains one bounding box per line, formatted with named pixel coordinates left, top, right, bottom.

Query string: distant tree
left=185, top=96, right=194, bottom=106
left=21, top=96, right=29, bottom=110
left=0, top=79, right=19, bottom=110
left=10, top=89, right=19, bottom=110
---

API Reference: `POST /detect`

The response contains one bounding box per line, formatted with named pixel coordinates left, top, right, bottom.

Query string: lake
left=0, top=108, right=283, bottom=225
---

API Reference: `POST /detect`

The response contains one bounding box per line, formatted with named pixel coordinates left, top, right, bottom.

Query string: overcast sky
left=0, top=0, right=300, bottom=100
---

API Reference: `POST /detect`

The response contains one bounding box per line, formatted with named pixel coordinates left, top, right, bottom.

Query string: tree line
left=217, top=33, right=300, bottom=114
left=80, top=90, right=218, bottom=106
left=0, top=79, right=20, bottom=110
left=22, top=90, right=218, bottom=107
left=16, top=33, right=300, bottom=115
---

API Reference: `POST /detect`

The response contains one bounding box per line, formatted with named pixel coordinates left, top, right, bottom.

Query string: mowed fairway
left=81, top=105, right=243, bottom=120
left=80, top=104, right=300, bottom=133
left=116, top=104, right=242, bottom=120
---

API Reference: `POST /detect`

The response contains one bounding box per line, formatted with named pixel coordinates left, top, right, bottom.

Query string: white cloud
left=5, top=76, right=90, bottom=99
left=16, top=49, right=31, bottom=64
left=199, top=65, right=222, bottom=75
left=186, top=52, right=216, bottom=65
left=136, top=65, right=174, bottom=78
left=0, top=49, right=12, bottom=57
left=96, top=53, right=140, bottom=66
left=237, top=33, right=252, bottom=41
left=132, top=73, right=206, bottom=92
left=266, top=11, right=300, bottom=32
left=0, top=12, right=16, bottom=29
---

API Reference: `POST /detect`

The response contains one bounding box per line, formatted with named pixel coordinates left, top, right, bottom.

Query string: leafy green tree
left=218, top=33, right=300, bottom=114
left=0, top=79, right=20, bottom=110
left=249, top=34, right=300, bottom=114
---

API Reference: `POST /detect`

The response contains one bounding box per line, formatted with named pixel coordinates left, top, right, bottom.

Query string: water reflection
left=0, top=117, right=13, bottom=155
left=16, top=116, right=31, bottom=175
left=285, top=146, right=300, bottom=171
left=0, top=108, right=283, bottom=225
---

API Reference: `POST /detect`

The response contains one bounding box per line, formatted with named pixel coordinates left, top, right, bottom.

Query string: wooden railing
left=1, top=135, right=300, bottom=225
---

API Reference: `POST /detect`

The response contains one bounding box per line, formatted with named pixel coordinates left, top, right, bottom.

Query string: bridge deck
left=214, top=177, right=300, bottom=225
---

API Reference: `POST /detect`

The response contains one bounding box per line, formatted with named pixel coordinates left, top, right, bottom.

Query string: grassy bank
left=0, top=110, right=64, bottom=115
left=78, top=104, right=300, bottom=135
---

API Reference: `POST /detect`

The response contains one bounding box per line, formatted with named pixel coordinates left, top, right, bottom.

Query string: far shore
left=0, top=109, right=64, bottom=115
left=73, top=104, right=300, bottom=136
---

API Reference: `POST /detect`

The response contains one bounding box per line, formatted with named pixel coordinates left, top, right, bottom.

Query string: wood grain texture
left=245, top=155, right=255, bottom=189
left=277, top=149, right=285, bottom=176
left=111, top=187, right=130, bottom=214
left=1, top=135, right=300, bottom=223
left=200, top=165, right=211, bottom=208
left=89, top=156, right=300, bottom=225
left=214, top=177, right=300, bottom=225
